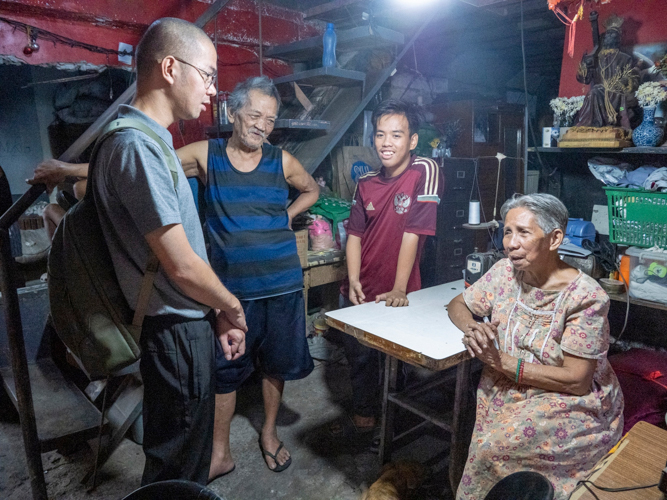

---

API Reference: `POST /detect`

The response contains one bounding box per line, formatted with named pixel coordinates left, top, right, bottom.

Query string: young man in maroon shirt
left=332, top=99, right=444, bottom=438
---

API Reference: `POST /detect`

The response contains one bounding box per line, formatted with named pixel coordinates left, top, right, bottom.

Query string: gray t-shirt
left=91, top=104, right=209, bottom=318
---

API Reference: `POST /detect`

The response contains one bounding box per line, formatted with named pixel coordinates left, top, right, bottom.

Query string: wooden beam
left=303, top=0, right=367, bottom=20
left=458, top=0, right=511, bottom=6
left=418, top=5, right=557, bottom=50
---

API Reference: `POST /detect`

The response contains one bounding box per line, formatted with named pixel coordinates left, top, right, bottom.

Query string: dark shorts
left=215, top=290, right=314, bottom=394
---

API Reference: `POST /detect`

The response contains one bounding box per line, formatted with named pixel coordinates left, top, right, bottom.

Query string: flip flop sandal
left=207, top=464, right=236, bottom=485
left=369, top=427, right=382, bottom=454
left=328, top=414, right=376, bottom=438
left=259, top=440, right=292, bottom=473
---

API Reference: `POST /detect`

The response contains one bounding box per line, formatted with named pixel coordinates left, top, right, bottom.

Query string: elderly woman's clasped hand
left=462, top=318, right=501, bottom=366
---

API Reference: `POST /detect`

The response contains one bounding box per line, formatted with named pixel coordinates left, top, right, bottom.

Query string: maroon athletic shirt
left=342, top=155, right=444, bottom=301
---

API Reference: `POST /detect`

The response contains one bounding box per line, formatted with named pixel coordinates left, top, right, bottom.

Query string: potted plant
left=549, top=97, right=568, bottom=145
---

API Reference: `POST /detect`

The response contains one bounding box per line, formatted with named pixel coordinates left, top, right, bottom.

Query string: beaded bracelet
left=519, top=358, right=525, bottom=384
left=515, top=358, right=523, bottom=383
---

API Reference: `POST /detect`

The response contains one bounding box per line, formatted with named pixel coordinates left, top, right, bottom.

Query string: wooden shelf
left=206, top=119, right=330, bottom=136
left=303, top=0, right=370, bottom=23
left=608, top=292, right=667, bottom=312
left=462, top=221, right=500, bottom=230
left=273, top=67, right=365, bottom=88
left=265, top=25, right=404, bottom=62
left=529, top=146, right=667, bottom=154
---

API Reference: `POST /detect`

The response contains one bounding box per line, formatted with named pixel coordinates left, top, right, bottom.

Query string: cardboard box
left=558, top=127, right=632, bottom=148
left=295, top=229, right=309, bottom=268
left=542, top=127, right=571, bottom=147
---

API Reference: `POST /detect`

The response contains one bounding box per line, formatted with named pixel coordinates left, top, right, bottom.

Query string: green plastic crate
left=604, top=186, right=667, bottom=248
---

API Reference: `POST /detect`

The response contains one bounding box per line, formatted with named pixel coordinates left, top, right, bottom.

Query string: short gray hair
left=228, top=76, right=281, bottom=115
left=500, top=193, right=569, bottom=234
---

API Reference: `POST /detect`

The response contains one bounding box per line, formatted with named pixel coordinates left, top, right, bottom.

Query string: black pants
left=337, top=296, right=381, bottom=418
left=140, top=311, right=216, bottom=486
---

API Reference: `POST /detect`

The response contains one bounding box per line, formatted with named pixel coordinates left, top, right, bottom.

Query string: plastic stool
left=483, top=471, right=554, bottom=500
left=121, top=480, right=224, bottom=500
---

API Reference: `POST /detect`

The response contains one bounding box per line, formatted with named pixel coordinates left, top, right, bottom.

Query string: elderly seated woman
left=448, top=193, right=623, bottom=500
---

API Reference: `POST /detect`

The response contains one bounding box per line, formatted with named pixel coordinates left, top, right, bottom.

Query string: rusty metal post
left=0, top=228, right=47, bottom=500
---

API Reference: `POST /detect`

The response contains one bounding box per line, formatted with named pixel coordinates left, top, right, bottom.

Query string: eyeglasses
left=172, top=56, right=217, bottom=89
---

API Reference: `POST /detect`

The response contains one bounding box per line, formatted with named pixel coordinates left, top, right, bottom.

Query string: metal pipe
left=0, top=229, right=47, bottom=500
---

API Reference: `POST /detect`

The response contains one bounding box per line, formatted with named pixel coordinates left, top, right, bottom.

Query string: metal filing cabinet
left=435, top=159, right=477, bottom=284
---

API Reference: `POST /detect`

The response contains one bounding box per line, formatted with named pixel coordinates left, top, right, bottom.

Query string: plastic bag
left=587, top=157, right=632, bottom=186
left=309, top=215, right=334, bottom=251
left=335, top=219, right=348, bottom=250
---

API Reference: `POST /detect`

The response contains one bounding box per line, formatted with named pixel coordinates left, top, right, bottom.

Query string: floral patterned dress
left=456, top=259, right=624, bottom=500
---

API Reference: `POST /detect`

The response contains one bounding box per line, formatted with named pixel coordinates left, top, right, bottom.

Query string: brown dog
left=360, top=461, right=426, bottom=500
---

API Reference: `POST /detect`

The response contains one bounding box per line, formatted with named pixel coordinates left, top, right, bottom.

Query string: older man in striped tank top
left=178, top=76, right=319, bottom=478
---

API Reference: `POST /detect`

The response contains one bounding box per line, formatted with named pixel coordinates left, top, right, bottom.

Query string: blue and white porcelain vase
left=632, top=106, right=664, bottom=147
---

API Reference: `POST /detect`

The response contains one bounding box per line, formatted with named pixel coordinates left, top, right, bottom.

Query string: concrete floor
left=0, top=342, right=457, bottom=500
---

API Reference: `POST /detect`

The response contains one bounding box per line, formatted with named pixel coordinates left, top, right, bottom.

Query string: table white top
left=325, top=280, right=468, bottom=362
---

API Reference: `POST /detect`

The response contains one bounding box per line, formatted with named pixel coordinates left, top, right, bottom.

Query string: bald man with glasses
left=41, top=18, right=247, bottom=486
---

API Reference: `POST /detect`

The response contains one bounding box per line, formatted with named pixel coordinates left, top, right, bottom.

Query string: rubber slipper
left=369, top=427, right=381, bottom=454
left=259, top=440, right=292, bottom=472
left=207, top=464, right=235, bottom=485
left=328, top=414, right=376, bottom=438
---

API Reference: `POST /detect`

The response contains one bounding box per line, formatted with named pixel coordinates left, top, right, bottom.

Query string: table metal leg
left=379, top=354, right=399, bottom=464
left=449, top=358, right=471, bottom=495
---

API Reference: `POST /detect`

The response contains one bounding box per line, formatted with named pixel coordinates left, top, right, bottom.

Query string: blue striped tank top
left=205, top=139, right=303, bottom=300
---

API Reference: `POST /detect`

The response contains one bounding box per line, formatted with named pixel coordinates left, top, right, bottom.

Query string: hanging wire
left=0, top=16, right=132, bottom=57
left=519, top=0, right=554, bottom=180
left=258, top=0, right=263, bottom=77
left=106, top=55, right=113, bottom=100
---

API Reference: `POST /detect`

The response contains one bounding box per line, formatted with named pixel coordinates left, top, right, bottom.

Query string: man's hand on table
left=375, top=289, right=409, bottom=307
left=349, top=279, right=366, bottom=305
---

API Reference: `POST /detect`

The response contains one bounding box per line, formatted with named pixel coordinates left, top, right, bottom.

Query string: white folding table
left=325, top=280, right=474, bottom=493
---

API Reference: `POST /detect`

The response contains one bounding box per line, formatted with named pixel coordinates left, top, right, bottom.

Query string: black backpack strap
left=89, top=117, right=180, bottom=326
left=132, top=252, right=160, bottom=327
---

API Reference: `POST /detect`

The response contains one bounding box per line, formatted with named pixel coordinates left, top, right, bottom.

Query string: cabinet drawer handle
left=452, top=187, right=464, bottom=191
left=449, top=264, right=463, bottom=269
left=453, top=239, right=463, bottom=243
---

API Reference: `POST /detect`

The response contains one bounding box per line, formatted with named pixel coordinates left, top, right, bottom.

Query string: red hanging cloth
left=548, top=0, right=585, bottom=58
